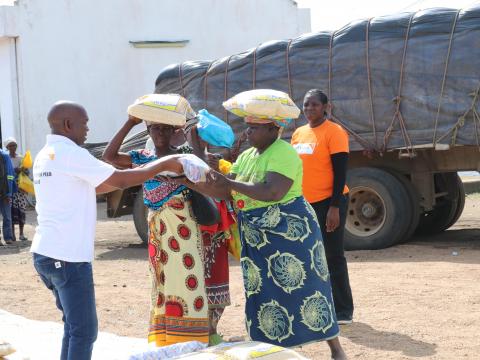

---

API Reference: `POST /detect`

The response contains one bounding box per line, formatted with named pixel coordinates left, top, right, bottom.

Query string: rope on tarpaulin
left=365, top=17, right=378, bottom=149
left=435, top=84, right=480, bottom=148
left=285, top=39, right=298, bottom=130
left=382, top=13, right=415, bottom=158
left=223, top=55, right=233, bottom=124
left=328, top=29, right=376, bottom=152
left=430, top=10, right=480, bottom=150
left=203, top=62, right=213, bottom=109
left=252, top=46, right=257, bottom=90
left=178, top=63, right=185, bottom=98
left=432, top=10, right=460, bottom=146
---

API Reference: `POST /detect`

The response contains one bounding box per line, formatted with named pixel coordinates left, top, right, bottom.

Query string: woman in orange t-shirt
left=291, top=89, right=354, bottom=324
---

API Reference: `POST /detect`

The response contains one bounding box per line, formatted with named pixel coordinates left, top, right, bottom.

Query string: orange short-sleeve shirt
left=291, top=120, right=349, bottom=203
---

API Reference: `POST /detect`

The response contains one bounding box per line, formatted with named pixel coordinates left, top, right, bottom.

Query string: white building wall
left=0, top=37, right=20, bottom=148
left=0, top=0, right=310, bottom=154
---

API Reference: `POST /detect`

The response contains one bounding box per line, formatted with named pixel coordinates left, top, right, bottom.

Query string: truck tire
left=446, top=175, right=465, bottom=229
left=345, top=167, right=413, bottom=250
left=387, top=169, right=421, bottom=243
left=133, top=190, right=149, bottom=245
left=416, top=173, right=464, bottom=235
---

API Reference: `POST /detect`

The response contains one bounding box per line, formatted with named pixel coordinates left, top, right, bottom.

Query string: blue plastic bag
left=196, top=109, right=235, bottom=148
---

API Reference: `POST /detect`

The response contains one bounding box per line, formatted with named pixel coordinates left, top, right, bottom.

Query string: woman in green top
left=184, top=115, right=346, bottom=358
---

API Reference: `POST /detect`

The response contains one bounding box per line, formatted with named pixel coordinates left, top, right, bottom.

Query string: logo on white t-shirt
left=293, top=143, right=316, bottom=155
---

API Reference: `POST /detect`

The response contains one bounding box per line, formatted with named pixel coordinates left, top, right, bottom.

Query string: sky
left=296, top=0, right=480, bottom=32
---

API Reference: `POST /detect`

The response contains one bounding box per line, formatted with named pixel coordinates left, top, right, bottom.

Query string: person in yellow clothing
left=291, top=89, right=354, bottom=324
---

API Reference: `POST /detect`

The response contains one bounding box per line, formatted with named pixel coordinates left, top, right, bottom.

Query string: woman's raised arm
left=102, top=116, right=142, bottom=169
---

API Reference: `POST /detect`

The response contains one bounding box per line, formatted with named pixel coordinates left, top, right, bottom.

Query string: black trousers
left=311, top=194, right=354, bottom=320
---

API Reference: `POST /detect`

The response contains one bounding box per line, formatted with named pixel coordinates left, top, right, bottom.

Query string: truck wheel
left=345, top=167, right=412, bottom=250
left=387, top=170, right=421, bottom=243
left=416, top=173, right=464, bottom=235
left=133, top=190, right=149, bottom=244
left=446, top=175, right=465, bottom=229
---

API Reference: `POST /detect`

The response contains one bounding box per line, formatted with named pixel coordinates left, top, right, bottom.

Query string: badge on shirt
left=54, top=261, right=62, bottom=269
left=293, top=143, right=315, bottom=155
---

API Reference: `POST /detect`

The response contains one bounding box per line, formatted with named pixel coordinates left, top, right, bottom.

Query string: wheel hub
left=361, top=203, right=377, bottom=218
left=346, top=186, right=386, bottom=237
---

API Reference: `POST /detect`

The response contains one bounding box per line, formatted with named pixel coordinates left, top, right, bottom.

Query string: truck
left=99, top=5, right=480, bottom=250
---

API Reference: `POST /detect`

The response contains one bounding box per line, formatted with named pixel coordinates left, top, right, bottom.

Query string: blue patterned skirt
left=237, top=196, right=339, bottom=347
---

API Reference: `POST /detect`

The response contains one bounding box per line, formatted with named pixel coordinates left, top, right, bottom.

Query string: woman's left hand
left=326, top=206, right=340, bottom=232
left=207, top=153, right=221, bottom=171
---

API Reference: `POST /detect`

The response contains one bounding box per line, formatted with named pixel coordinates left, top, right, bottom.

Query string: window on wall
left=129, top=40, right=189, bottom=48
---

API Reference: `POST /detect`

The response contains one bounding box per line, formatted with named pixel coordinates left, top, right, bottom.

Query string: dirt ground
left=1, top=195, right=480, bottom=360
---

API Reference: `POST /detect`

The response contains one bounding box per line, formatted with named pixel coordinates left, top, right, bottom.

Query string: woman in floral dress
left=103, top=115, right=209, bottom=346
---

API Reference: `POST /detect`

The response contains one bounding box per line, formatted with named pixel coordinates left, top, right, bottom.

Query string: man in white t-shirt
left=30, top=101, right=183, bottom=360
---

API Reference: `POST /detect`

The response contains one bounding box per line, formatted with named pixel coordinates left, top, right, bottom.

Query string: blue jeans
left=33, top=253, right=98, bottom=360
left=0, top=198, right=13, bottom=241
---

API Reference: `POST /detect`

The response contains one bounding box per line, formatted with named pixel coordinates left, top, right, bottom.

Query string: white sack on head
left=128, top=94, right=195, bottom=127
left=223, top=89, right=300, bottom=122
